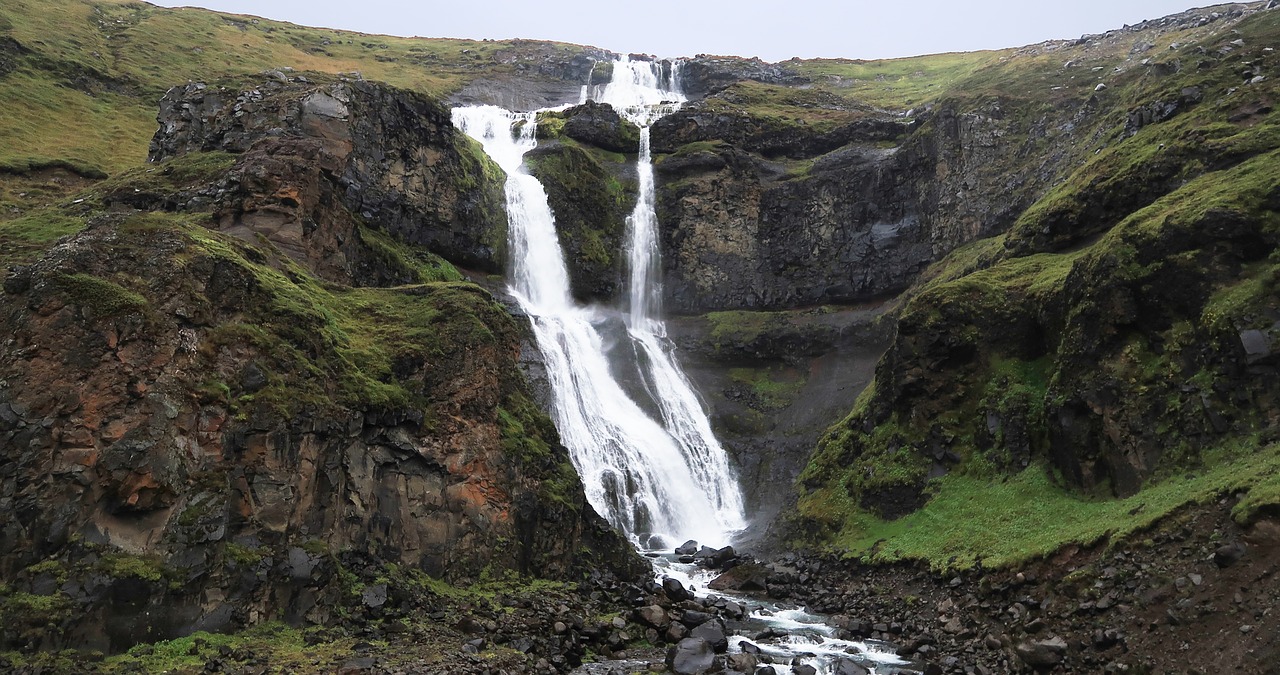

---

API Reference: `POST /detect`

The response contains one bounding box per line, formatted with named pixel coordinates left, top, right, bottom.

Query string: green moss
left=802, top=441, right=1280, bottom=571
left=357, top=224, right=463, bottom=284
left=0, top=210, right=86, bottom=265
left=525, top=141, right=630, bottom=297
left=169, top=215, right=517, bottom=417
left=497, top=401, right=552, bottom=462
left=728, top=366, right=806, bottom=410
left=87, top=151, right=235, bottom=203
left=224, top=542, right=265, bottom=566
left=99, top=553, right=167, bottom=583
left=22, top=560, right=69, bottom=585
left=0, top=591, right=70, bottom=615
left=51, top=272, right=148, bottom=317
left=706, top=310, right=783, bottom=348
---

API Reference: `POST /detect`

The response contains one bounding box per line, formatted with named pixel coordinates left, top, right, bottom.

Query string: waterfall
left=453, top=57, right=745, bottom=549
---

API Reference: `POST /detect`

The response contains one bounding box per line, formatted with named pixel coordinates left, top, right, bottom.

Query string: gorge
left=1, top=1, right=1279, bottom=673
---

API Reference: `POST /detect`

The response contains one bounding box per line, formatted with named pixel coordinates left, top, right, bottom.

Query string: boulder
left=691, top=619, right=729, bottom=653
left=680, top=610, right=714, bottom=627
left=663, top=577, right=695, bottom=602
left=1214, top=541, right=1247, bottom=568
left=709, top=563, right=769, bottom=592
left=726, top=653, right=758, bottom=672
left=833, top=659, right=870, bottom=675
left=1016, top=636, right=1068, bottom=668
left=635, top=605, right=671, bottom=630
left=666, top=637, right=716, bottom=675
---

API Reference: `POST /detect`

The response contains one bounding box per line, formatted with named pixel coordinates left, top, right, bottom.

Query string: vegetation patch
left=0, top=210, right=85, bottom=265
left=356, top=224, right=463, bottom=284
left=51, top=272, right=148, bottom=317
left=799, top=440, right=1280, bottom=571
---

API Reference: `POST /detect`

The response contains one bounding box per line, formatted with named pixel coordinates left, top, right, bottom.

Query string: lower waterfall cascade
left=454, top=57, right=916, bottom=675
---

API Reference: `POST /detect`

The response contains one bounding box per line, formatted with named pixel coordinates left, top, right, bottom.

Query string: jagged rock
left=1241, top=330, right=1272, bottom=363
left=360, top=584, right=387, bottom=609
left=150, top=76, right=509, bottom=274
left=708, top=563, right=769, bottom=592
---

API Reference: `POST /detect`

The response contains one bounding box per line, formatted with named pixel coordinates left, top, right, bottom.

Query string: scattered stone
left=337, top=656, right=375, bottom=674
left=360, top=583, right=387, bottom=609
left=675, top=540, right=700, bottom=555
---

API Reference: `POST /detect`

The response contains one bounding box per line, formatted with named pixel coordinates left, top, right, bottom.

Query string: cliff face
left=150, top=77, right=509, bottom=274
left=651, top=102, right=1044, bottom=312
left=0, top=74, right=642, bottom=652
left=797, top=3, right=1280, bottom=532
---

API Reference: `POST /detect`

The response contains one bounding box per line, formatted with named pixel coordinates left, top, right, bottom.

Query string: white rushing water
left=653, top=557, right=912, bottom=675
left=456, top=58, right=915, bottom=675
left=452, top=57, right=744, bottom=549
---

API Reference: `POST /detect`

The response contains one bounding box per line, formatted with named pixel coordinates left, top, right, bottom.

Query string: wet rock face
left=449, top=45, right=616, bottom=111
left=651, top=101, right=1049, bottom=313
left=150, top=76, right=508, bottom=274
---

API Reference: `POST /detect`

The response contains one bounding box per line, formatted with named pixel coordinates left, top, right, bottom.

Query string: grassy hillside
left=0, top=0, right=589, bottom=178
left=796, top=4, right=1280, bottom=569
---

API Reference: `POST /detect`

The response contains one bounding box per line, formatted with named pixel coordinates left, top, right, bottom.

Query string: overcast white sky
left=149, top=1, right=1214, bottom=61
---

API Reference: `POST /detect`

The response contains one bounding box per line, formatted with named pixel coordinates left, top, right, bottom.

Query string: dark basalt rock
left=552, top=100, right=641, bottom=154
left=666, top=637, right=716, bottom=674
left=0, top=72, right=647, bottom=654
left=150, top=75, right=508, bottom=274
left=651, top=100, right=1038, bottom=314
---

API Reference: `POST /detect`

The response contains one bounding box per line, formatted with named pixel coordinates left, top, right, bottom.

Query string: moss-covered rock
left=537, top=101, right=641, bottom=154
left=527, top=140, right=634, bottom=303
left=0, top=74, right=644, bottom=655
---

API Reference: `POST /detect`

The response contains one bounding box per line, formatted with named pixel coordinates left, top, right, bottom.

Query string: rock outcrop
left=150, top=76, right=508, bottom=274
left=0, top=73, right=643, bottom=652
left=649, top=99, right=1070, bottom=313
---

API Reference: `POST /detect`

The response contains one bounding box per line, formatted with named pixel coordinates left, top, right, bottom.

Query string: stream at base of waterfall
left=453, top=57, right=918, bottom=675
